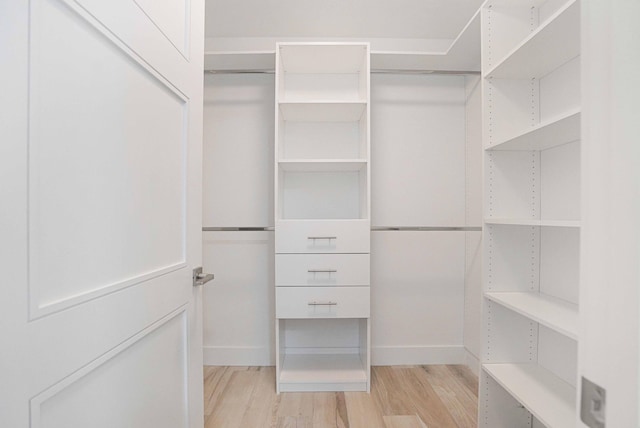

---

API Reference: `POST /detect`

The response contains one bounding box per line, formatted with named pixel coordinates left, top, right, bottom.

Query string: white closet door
left=0, top=1, right=204, bottom=427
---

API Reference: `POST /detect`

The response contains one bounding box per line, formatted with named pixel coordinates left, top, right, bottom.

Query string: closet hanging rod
left=202, top=226, right=482, bottom=232
left=204, top=69, right=480, bottom=76
left=372, top=226, right=482, bottom=231
left=203, top=227, right=274, bottom=231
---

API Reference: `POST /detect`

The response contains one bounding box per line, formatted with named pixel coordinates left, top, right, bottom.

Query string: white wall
left=203, top=71, right=478, bottom=366
left=370, top=73, right=467, bottom=364
left=371, top=74, right=465, bottom=227
left=464, top=75, right=483, bottom=375
left=202, top=73, right=275, bottom=365
left=202, top=73, right=274, bottom=228
left=202, top=231, right=274, bottom=365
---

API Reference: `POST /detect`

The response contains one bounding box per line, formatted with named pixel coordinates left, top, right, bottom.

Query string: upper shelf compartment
left=277, top=43, right=369, bottom=102
left=279, top=44, right=368, bottom=74
left=485, top=0, right=580, bottom=79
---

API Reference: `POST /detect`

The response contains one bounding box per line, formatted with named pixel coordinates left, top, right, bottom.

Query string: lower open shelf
left=278, top=353, right=368, bottom=392
left=483, top=363, right=576, bottom=428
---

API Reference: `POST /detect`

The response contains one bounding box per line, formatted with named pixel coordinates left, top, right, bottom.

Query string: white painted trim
left=371, top=346, right=465, bottom=366
left=203, top=346, right=274, bottom=366
left=465, top=349, right=480, bottom=377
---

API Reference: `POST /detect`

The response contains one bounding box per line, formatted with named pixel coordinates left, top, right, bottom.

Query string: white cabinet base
left=279, top=353, right=368, bottom=392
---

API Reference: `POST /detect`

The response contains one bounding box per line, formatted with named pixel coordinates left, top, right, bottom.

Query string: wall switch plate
left=581, top=377, right=606, bottom=428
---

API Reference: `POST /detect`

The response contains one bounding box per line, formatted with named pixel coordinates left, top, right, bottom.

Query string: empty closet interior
left=201, top=0, right=582, bottom=425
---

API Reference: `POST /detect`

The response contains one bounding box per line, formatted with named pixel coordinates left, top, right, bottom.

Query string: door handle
left=193, top=267, right=215, bottom=286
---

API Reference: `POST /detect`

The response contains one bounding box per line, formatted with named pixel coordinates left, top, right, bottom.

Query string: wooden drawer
left=276, top=254, right=369, bottom=286
left=275, top=220, right=370, bottom=254
left=276, top=287, right=370, bottom=319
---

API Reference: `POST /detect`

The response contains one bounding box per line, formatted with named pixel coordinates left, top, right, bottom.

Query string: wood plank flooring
left=203, top=365, right=478, bottom=428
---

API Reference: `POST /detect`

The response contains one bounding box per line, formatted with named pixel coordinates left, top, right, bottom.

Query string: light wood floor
left=203, top=365, right=478, bottom=428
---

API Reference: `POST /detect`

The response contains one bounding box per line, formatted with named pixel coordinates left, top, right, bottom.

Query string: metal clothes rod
left=204, top=69, right=480, bottom=76
left=202, top=227, right=274, bottom=231
left=371, top=226, right=482, bottom=232
left=202, top=226, right=482, bottom=232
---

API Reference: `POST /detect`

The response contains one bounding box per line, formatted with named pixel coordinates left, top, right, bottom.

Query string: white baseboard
left=464, top=349, right=480, bottom=376
left=203, top=346, right=274, bottom=366
left=204, top=345, right=470, bottom=367
left=371, top=345, right=466, bottom=366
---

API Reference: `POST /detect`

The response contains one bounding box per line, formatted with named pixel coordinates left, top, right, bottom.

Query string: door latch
left=192, top=267, right=215, bottom=286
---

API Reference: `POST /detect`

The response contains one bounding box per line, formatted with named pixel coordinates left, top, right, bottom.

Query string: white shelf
left=485, top=218, right=580, bottom=228
left=485, top=292, right=578, bottom=340
left=279, top=159, right=367, bottom=172
left=279, top=101, right=366, bottom=122
left=203, top=7, right=482, bottom=73
left=279, top=353, right=368, bottom=392
left=371, top=8, right=481, bottom=72
left=487, top=109, right=581, bottom=151
left=483, top=363, right=576, bottom=428
left=486, top=0, right=580, bottom=79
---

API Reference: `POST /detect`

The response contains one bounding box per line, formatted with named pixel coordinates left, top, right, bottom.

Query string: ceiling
left=205, top=0, right=484, bottom=41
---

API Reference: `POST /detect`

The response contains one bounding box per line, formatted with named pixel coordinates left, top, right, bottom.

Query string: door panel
left=33, top=309, right=189, bottom=428
left=0, top=0, right=204, bottom=426
left=133, top=0, right=190, bottom=55
left=30, top=0, right=188, bottom=317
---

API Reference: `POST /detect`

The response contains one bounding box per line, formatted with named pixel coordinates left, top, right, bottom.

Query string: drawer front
left=276, top=287, right=370, bottom=319
left=275, top=220, right=370, bottom=254
left=276, top=254, right=369, bottom=286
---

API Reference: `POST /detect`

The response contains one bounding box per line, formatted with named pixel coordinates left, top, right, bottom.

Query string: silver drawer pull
left=308, top=269, right=337, bottom=274
left=307, top=236, right=337, bottom=240
left=308, top=301, right=338, bottom=306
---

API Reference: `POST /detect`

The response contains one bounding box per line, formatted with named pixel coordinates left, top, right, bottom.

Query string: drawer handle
left=307, top=236, right=337, bottom=241
left=308, top=301, right=337, bottom=306
left=308, top=269, right=337, bottom=274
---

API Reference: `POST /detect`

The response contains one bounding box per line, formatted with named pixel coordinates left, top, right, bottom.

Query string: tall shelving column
left=479, top=1, right=581, bottom=426
left=274, top=43, right=371, bottom=393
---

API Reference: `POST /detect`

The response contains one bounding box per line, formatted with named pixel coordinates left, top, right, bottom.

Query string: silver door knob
left=193, top=267, right=215, bottom=286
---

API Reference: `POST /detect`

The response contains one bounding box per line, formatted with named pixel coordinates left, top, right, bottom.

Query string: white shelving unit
left=480, top=1, right=581, bottom=426
left=274, top=43, right=371, bottom=393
